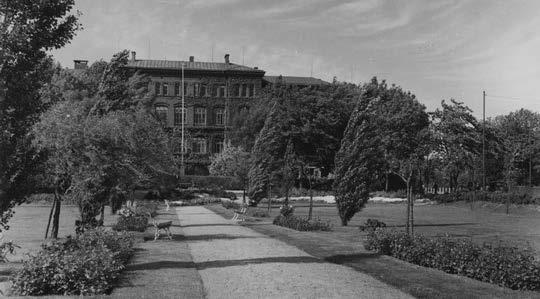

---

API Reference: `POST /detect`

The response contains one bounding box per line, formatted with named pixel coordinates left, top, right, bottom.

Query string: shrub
left=273, top=215, right=332, bottom=231
left=279, top=204, right=295, bottom=217
left=112, top=215, right=148, bottom=232
left=359, top=218, right=387, bottom=232
left=222, top=200, right=241, bottom=210
left=134, top=201, right=158, bottom=218
left=250, top=210, right=269, bottom=217
left=10, top=229, right=134, bottom=296
left=430, top=190, right=536, bottom=205
left=364, top=229, right=540, bottom=291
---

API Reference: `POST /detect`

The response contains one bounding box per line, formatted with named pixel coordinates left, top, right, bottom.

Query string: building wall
left=146, top=72, right=263, bottom=174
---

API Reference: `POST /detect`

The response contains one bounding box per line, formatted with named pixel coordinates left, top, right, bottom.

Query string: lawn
left=250, top=200, right=540, bottom=255
left=1, top=204, right=118, bottom=262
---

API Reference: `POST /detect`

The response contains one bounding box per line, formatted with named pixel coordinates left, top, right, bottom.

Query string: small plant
left=359, top=218, right=387, bottom=232
left=222, top=200, right=241, bottom=210
left=273, top=215, right=332, bottom=231
left=250, top=210, right=269, bottom=218
left=279, top=204, right=295, bottom=217
left=0, top=234, right=18, bottom=263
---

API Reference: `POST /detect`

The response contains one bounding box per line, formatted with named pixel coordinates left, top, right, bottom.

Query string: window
left=174, top=82, right=180, bottom=96
left=193, top=83, right=199, bottom=97
left=162, top=83, right=168, bottom=96
left=184, top=82, right=189, bottom=96
left=192, top=138, right=207, bottom=154
left=215, top=108, right=225, bottom=126
left=248, top=84, right=254, bottom=97
left=213, top=139, right=224, bottom=154
left=217, top=85, right=226, bottom=98
left=200, top=84, right=207, bottom=97
left=240, top=84, right=247, bottom=97
left=231, top=84, right=240, bottom=97
left=194, top=107, right=206, bottom=126
left=155, top=82, right=161, bottom=95
left=155, top=105, right=168, bottom=123
left=174, top=106, right=186, bottom=125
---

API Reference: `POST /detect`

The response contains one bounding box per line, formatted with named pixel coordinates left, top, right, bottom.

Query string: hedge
left=428, top=190, right=537, bottom=205
left=365, top=229, right=540, bottom=291
left=273, top=215, right=332, bottom=231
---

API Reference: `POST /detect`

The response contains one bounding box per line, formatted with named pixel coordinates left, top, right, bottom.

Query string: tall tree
left=0, top=0, right=80, bottom=231
left=333, top=78, right=429, bottom=227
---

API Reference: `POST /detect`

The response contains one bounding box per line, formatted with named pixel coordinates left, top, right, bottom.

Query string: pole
left=482, top=90, right=486, bottom=192
left=181, top=63, right=185, bottom=176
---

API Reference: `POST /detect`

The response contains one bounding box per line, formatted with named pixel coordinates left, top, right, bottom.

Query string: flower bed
left=364, top=229, right=540, bottom=291
left=10, top=229, right=135, bottom=296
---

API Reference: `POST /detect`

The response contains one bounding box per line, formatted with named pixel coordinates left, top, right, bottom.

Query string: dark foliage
left=365, top=229, right=540, bottom=291
left=359, top=219, right=387, bottom=231
left=273, top=215, right=332, bottom=231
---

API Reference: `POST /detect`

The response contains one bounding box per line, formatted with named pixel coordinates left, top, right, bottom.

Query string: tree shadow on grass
left=324, top=252, right=381, bottom=264
left=126, top=256, right=325, bottom=271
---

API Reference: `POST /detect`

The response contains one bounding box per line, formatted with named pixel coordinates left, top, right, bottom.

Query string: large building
left=119, top=52, right=328, bottom=175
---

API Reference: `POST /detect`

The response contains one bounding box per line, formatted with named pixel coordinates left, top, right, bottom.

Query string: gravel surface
left=176, top=206, right=413, bottom=299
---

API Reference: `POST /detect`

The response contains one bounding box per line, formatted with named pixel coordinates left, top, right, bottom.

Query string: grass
left=248, top=200, right=540, bottom=256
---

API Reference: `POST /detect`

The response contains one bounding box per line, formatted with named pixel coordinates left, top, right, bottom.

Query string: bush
left=359, top=218, right=387, bottom=231
left=10, top=229, right=134, bottom=296
left=134, top=201, right=158, bottom=218
left=222, top=200, right=241, bottom=210
left=273, top=215, right=332, bottom=231
left=179, top=175, right=243, bottom=190
left=364, top=229, right=540, bottom=291
left=112, top=214, right=148, bottom=232
left=279, top=204, right=295, bottom=217
left=250, top=210, right=269, bottom=217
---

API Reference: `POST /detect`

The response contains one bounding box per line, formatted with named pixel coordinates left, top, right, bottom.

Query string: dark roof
left=126, top=59, right=264, bottom=74
left=263, top=76, right=331, bottom=86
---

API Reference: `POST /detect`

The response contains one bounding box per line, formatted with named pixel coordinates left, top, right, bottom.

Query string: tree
left=333, top=78, right=429, bottom=228
left=0, top=0, right=80, bottom=232
left=209, top=145, right=251, bottom=203
left=248, top=84, right=358, bottom=203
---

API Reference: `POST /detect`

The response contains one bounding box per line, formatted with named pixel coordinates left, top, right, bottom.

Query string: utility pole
left=482, top=90, right=486, bottom=192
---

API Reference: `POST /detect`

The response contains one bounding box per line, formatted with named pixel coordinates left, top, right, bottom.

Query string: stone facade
left=125, top=53, right=265, bottom=175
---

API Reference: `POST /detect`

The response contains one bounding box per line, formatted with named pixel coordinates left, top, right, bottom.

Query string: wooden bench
left=232, top=206, right=247, bottom=222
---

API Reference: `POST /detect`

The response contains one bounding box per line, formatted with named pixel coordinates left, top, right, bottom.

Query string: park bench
left=232, top=206, right=248, bottom=222
left=147, top=213, right=173, bottom=241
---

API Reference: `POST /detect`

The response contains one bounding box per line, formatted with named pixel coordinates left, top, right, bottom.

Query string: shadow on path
left=127, top=256, right=325, bottom=271
left=143, top=234, right=261, bottom=242
left=386, top=222, right=478, bottom=228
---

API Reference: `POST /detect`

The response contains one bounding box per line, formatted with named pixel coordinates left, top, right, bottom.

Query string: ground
left=2, top=200, right=540, bottom=298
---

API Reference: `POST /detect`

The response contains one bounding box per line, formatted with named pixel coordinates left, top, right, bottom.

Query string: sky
left=51, top=0, right=540, bottom=117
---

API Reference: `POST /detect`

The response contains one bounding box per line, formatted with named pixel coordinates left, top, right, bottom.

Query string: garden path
left=176, top=206, right=411, bottom=299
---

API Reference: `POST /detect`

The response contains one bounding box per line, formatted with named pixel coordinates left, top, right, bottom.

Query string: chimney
left=189, top=56, right=194, bottom=62
left=224, top=54, right=230, bottom=64
left=73, top=60, right=88, bottom=70
left=131, top=51, right=136, bottom=61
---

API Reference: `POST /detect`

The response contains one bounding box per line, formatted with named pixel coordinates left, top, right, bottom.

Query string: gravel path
left=176, top=206, right=413, bottom=299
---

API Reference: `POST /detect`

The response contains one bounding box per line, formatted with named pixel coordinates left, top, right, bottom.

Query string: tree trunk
left=385, top=171, right=389, bottom=192
left=44, top=196, right=56, bottom=239
left=308, top=180, right=313, bottom=221
left=99, top=203, right=105, bottom=226
left=406, top=180, right=410, bottom=235
left=242, top=187, right=246, bottom=205
left=51, top=189, right=62, bottom=239
left=410, top=191, right=414, bottom=236
left=267, top=185, right=271, bottom=213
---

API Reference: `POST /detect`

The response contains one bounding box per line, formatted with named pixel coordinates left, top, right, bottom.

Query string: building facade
left=125, top=52, right=264, bottom=175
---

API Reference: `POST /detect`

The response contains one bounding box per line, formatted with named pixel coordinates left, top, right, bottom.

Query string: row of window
left=154, top=82, right=255, bottom=98
left=155, top=106, right=225, bottom=126
left=176, top=138, right=224, bottom=154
